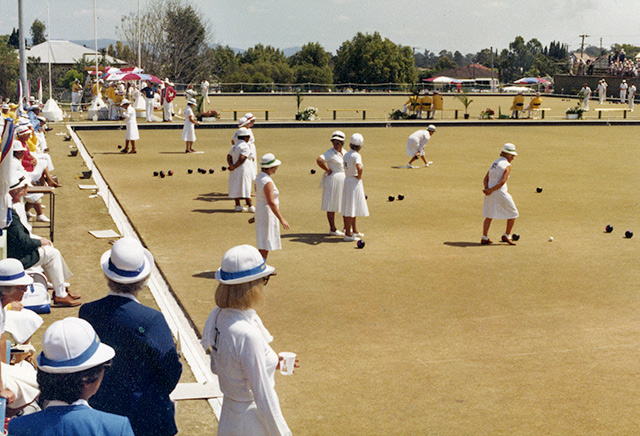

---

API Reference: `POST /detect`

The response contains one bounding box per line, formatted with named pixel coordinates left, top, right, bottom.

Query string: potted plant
left=480, top=108, right=495, bottom=120
left=297, top=106, right=318, bottom=121
left=565, top=106, right=584, bottom=119
left=199, top=110, right=220, bottom=122
left=455, top=93, right=474, bottom=119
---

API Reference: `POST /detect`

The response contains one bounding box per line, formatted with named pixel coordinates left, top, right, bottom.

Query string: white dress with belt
left=341, top=150, right=369, bottom=218
left=228, top=140, right=253, bottom=198
left=319, top=148, right=345, bottom=213
left=483, top=157, right=519, bottom=219
left=123, top=106, right=139, bottom=141
left=255, top=172, right=281, bottom=251
left=201, top=308, right=291, bottom=436
left=182, top=105, right=196, bottom=142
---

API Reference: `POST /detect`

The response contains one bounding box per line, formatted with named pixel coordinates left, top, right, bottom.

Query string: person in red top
left=161, top=79, right=177, bottom=122
left=16, top=126, right=60, bottom=187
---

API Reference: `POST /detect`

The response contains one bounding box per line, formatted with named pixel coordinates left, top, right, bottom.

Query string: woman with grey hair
left=202, top=245, right=294, bottom=436
left=79, top=238, right=182, bottom=436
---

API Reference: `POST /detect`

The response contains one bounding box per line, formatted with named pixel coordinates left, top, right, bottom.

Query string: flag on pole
left=37, top=77, right=43, bottom=105
left=0, top=117, right=15, bottom=229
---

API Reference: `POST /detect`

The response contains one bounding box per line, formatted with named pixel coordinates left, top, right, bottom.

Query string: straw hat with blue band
left=215, top=245, right=275, bottom=285
left=37, top=318, right=115, bottom=374
left=101, top=237, right=154, bottom=284
left=0, top=258, right=34, bottom=286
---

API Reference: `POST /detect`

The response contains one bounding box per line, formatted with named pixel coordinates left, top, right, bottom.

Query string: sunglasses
left=263, top=274, right=272, bottom=285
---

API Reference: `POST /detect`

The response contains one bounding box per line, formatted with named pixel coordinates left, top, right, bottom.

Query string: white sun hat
left=350, top=133, right=364, bottom=146
left=12, top=140, right=27, bottom=152
left=237, top=116, right=248, bottom=127
left=9, top=173, right=30, bottom=191
left=37, top=317, right=115, bottom=374
left=260, top=153, right=281, bottom=169
left=427, top=124, right=436, bottom=132
left=101, top=237, right=154, bottom=284
left=0, top=258, right=33, bottom=286
left=236, top=127, right=251, bottom=138
left=501, top=143, right=518, bottom=156
left=215, top=245, right=275, bottom=285
left=244, top=113, right=255, bottom=122
left=330, top=131, right=345, bottom=141
left=187, top=98, right=197, bottom=106
left=120, top=98, right=130, bottom=105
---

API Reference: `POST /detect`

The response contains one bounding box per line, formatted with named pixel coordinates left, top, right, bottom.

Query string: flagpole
left=18, top=0, right=27, bottom=106
left=47, top=3, right=52, bottom=100
left=137, top=0, right=141, bottom=68
left=94, top=0, right=99, bottom=77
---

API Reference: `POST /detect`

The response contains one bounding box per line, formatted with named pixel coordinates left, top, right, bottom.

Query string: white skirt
left=228, top=164, right=253, bottom=198
left=342, top=177, right=369, bottom=218
left=321, top=172, right=345, bottom=213
left=483, top=189, right=519, bottom=219
left=255, top=202, right=281, bottom=251
left=182, top=124, right=196, bottom=142
left=218, top=398, right=271, bottom=436
left=126, top=123, right=139, bottom=141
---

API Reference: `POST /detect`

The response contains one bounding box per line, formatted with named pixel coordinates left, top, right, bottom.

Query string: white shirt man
left=628, top=83, right=636, bottom=110
left=597, top=80, right=607, bottom=104
left=581, top=85, right=591, bottom=111
left=620, top=80, right=628, bottom=103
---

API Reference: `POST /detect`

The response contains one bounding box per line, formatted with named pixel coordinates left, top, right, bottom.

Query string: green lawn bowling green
left=77, top=124, right=640, bottom=435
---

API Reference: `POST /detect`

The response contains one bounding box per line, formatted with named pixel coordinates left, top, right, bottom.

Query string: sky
left=2, top=0, right=640, bottom=55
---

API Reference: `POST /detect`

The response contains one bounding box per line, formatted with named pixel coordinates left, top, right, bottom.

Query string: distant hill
left=71, top=38, right=119, bottom=50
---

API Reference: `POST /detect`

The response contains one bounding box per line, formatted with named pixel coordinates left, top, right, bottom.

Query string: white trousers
left=33, top=245, right=72, bottom=297
left=71, top=92, right=81, bottom=111
left=163, top=101, right=173, bottom=121
left=2, top=361, right=39, bottom=409
left=145, top=97, right=154, bottom=121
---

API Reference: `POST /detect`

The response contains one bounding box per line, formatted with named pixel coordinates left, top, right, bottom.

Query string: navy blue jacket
left=79, top=295, right=182, bottom=436
left=8, top=404, right=135, bottom=436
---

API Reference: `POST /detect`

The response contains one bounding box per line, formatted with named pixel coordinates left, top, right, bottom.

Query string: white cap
left=236, top=127, right=251, bottom=138
left=215, top=245, right=275, bottom=285
left=501, top=143, right=518, bottom=156
left=37, top=318, right=115, bottom=374
left=331, top=131, right=345, bottom=141
left=101, top=237, right=153, bottom=284
left=260, top=153, right=281, bottom=169
left=0, top=258, right=33, bottom=286
left=350, top=133, right=364, bottom=146
left=427, top=124, right=436, bottom=132
left=121, top=98, right=130, bottom=105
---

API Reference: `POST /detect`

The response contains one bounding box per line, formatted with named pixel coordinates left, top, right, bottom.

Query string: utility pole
left=18, top=0, right=27, bottom=102
left=579, top=34, right=590, bottom=59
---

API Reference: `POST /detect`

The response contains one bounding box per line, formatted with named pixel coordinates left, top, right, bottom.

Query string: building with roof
left=22, top=40, right=125, bottom=68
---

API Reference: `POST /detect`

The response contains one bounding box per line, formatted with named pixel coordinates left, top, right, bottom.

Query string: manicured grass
left=76, top=123, right=640, bottom=435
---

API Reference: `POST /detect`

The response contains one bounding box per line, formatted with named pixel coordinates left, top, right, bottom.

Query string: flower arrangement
left=297, top=106, right=318, bottom=121
left=198, top=110, right=220, bottom=121
left=480, top=108, right=495, bottom=119
left=565, top=106, right=584, bottom=119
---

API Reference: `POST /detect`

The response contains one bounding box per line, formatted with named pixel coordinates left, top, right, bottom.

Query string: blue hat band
left=108, top=258, right=145, bottom=278
left=0, top=271, right=26, bottom=282
left=220, top=261, right=266, bottom=281
left=39, top=333, right=100, bottom=368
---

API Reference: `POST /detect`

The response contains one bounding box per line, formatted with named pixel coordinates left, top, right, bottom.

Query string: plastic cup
left=278, top=352, right=296, bottom=376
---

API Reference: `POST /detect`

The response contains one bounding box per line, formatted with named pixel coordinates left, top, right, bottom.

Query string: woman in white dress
left=120, top=99, right=139, bottom=154
left=242, top=113, right=258, bottom=179
left=482, top=143, right=519, bottom=245
left=182, top=98, right=200, bottom=153
left=316, top=131, right=347, bottom=236
left=342, top=133, right=369, bottom=242
left=255, top=154, right=290, bottom=259
left=202, top=245, right=294, bottom=436
left=227, top=128, right=254, bottom=212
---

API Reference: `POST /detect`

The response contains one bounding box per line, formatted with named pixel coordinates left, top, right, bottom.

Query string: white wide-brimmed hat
left=244, top=113, right=255, bottom=122
left=215, top=245, right=275, bottom=285
left=37, top=317, right=115, bottom=374
left=350, top=133, right=364, bottom=146
left=331, top=131, right=345, bottom=141
left=1, top=104, right=10, bottom=110
left=9, top=173, right=30, bottom=191
left=187, top=98, right=197, bottom=106
left=0, top=258, right=33, bottom=286
left=120, top=98, right=130, bottom=105
left=236, top=127, right=251, bottom=138
left=260, top=153, right=281, bottom=169
left=16, top=125, right=31, bottom=136
left=12, top=140, right=26, bottom=152
left=501, top=143, right=518, bottom=156
left=238, top=117, right=252, bottom=128
left=101, top=237, right=154, bottom=284
left=427, top=124, right=436, bottom=132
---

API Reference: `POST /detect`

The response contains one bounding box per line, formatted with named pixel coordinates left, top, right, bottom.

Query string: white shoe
left=26, top=211, right=36, bottom=218
left=426, top=161, right=433, bottom=167
left=234, top=206, right=243, bottom=212
left=343, top=235, right=360, bottom=242
left=36, top=214, right=50, bottom=223
left=248, top=206, right=256, bottom=213
left=354, top=232, right=365, bottom=237
left=329, top=230, right=345, bottom=236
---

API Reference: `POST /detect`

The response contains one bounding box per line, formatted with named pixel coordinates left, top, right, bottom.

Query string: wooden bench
left=529, top=108, right=551, bottom=119
left=327, top=109, right=369, bottom=120
left=219, top=110, right=275, bottom=121
left=595, top=108, right=629, bottom=119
